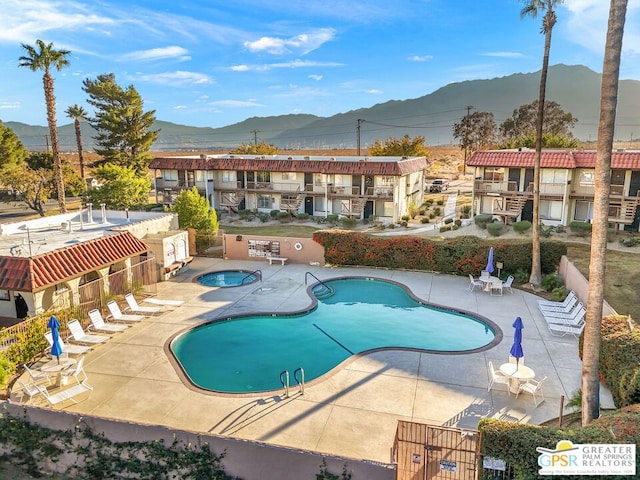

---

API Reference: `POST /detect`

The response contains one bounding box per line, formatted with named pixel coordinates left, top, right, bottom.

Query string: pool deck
left=12, top=257, right=614, bottom=464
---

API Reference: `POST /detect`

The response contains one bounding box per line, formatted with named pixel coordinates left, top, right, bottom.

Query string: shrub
left=400, top=221, right=408, bottom=227
left=433, top=207, right=441, bottom=216
left=451, top=225, right=459, bottom=230
left=429, top=213, right=436, bottom=219
left=486, top=221, right=504, bottom=236
left=270, top=209, right=280, bottom=218
left=474, top=214, right=493, bottom=229
left=541, top=273, right=564, bottom=292
left=420, top=217, right=430, bottom=224
left=340, top=217, right=357, bottom=229
left=326, top=214, right=339, bottom=225
left=406, top=202, right=420, bottom=219
left=401, top=215, right=410, bottom=221
left=439, top=225, right=451, bottom=232
left=541, top=226, right=554, bottom=237
left=257, top=212, right=271, bottom=223
left=0, top=353, right=14, bottom=387
left=550, top=286, right=568, bottom=301
left=276, top=211, right=291, bottom=222
left=569, top=221, right=592, bottom=237
left=436, top=200, right=444, bottom=206
left=313, top=216, right=327, bottom=224
left=238, top=209, right=255, bottom=220
left=418, top=209, right=426, bottom=216
left=425, top=199, right=434, bottom=206
left=454, top=219, right=462, bottom=227
left=460, top=205, right=472, bottom=219
left=619, top=235, right=640, bottom=247
left=514, top=268, right=530, bottom=283
left=388, top=223, right=396, bottom=229
left=295, top=212, right=310, bottom=221
left=444, top=217, right=453, bottom=225
left=512, top=220, right=532, bottom=233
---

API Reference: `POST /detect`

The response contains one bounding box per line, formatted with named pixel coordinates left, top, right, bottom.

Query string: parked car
left=428, top=179, right=449, bottom=193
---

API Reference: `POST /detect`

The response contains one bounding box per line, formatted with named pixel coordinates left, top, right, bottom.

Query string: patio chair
left=468, top=274, right=483, bottom=292
left=548, top=321, right=585, bottom=339
left=125, top=293, right=161, bottom=314
left=45, top=332, right=92, bottom=356
left=487, top=361, right=510, bottom=395
left=23, top=364, right=52, bottom=386
left=538, top=291, right=576, bottom=309
left=516, top=375, right=547, bottom=406
left=62, top=357, right=88, bottom=385
left=142, top=297, right=184, bottom=307
left=106, top=301, right=145, bottom=322
left=490, top=279, right=503, bottom=296
left=543, top=303, right=586, bottom=325
left=539, top=294, right=578, bottom=314
left=67, top=320, right=110, bottom=345
left=88, top=309, right=129, bottom=333
left=480, top=270, right=490, bottom=279
left=35, top=380, right=93, bottom=407
left=15, top=379, right=43, bottom=404
left=502, top=275, right=514, bottom=294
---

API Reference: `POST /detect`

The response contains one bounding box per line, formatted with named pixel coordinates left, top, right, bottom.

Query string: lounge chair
left=539, top=294, right=578, bottom=313
left=45, top=332, right=92, bottom=356
left=106, top=301, right=145, bottom=322
left=67, top=320, right=110, bottom=345
left=35, top=380, right=93, bottom=406
left=125, top=293, right=161, bottom=314
left=516, top=375, right=547, bottom=406
left=142, top=297, right=184, bottom=307
left=548, top=321, right=585, bottom=339
left=502, top=275, right=514, bottom=294
left=23, top=364, right=53, bottom=386
left=468, top=274, right=483, bottom=292
left=487, top=361, right=510, bottom=395
left=538, top=291, right=576, bottom=309
left=543, top=303, right=586, bottom=324
left=62, top=357, right=88, bottom=385
left=88, top=309, right=129, bottom=333
left=15, top=379, right=43, bottom=404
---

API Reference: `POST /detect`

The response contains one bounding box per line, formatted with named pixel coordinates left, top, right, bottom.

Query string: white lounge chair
left=548, top=321, right=585, bottom=339
left=468, top=274, right=483, bottom=292
left=15, top=379, right=43, bottom=404
left=125, top=293, right=161, bottom=314
left=502, top=275, right=514, bottom=294
left=88, top=309, right=129, bottom=333
left=35, top=380, right=93, bottom=406
left=67, top=320, right=110, bottom=345
left=24, top=364, right=52, bottom=386
left=45, top=332, right=92, bottom=356
left=538, top=291, right=576, bottom=308
left=106, top=301, right=145, bottom=322
left=487, top=361, right=510, bottom=395
left=539, top=294, right=578, bottom=313
left=62, top=357, right=88, bottom=385
left=543, top=303, right=586, bottom=324
left=516, top=375, right=547, bottom=406
left=142, top=297, right=184, bottom=307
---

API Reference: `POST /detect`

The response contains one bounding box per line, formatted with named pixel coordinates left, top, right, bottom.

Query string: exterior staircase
left=492, top=195, right=528, bottom=223
left=220, top=191, right=245, bottom=213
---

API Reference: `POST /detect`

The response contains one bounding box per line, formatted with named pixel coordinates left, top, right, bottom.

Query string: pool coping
left=164, top=275, right=503, bottom=397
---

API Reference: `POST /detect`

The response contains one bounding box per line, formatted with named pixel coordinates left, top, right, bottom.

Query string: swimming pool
left=171, top=277, right=500, bottom=393
left=196, top=270, right=260, bottom=287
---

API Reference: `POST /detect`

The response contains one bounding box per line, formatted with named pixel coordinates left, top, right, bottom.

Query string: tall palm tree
left=521, top=0, right=564, bottom=288
left=582, top=0, right=628, bottom=426
left=19, top=40, right=70, bottom=213
left=65, top=104, right=88, bottom=178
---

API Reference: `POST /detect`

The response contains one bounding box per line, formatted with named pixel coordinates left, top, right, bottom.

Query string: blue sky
left=1, top=0, right=639, bottom=129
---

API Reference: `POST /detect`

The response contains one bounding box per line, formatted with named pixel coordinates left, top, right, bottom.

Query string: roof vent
left=304, top=156, right=310, bottom=160
left=229, top=155, right=235, bottom=159
left=288, top=156, right=293, bottom=160
left=617, top=148, right=626, bottom=153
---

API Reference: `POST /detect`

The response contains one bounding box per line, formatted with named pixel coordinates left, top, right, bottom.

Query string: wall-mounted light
left=236, top=235, right=243, bottom=241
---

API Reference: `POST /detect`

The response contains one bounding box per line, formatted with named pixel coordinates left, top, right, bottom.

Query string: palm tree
left=582, top=0, right=628, bottom=426
left=520, top=0, right=564, bottom=288
left=19, top=40, right=70, bottom=213
left=65, top=104, right=88, bottom=178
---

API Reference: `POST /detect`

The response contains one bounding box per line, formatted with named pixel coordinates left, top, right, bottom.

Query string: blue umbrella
left=509, top=316, right=524, bottom=370
left=47, top=315, right=63, bottom=364
left=486, top=247, right=495, bottom=274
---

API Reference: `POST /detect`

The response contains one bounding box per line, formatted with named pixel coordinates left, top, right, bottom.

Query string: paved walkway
left=12, top=257, right=613, bottom=463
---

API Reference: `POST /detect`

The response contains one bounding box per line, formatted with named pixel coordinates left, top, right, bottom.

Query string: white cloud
left=366, top=89, right=382, bottom=94
left=135, top=70, right=214, bottom=86
left=481, top=52, right=524, bottom=58
left=309, top=74, right=323, bottom=81
left=0, top=101, right=21, bottom=109
left=230, top=65, right=250, bottom=72
left=173, top=105, right=188, bottom=110
left=244, top=28, right=335, bottom=55
left=209, top=100, right=265, bottom=108
left=121, top=46, right=191, bottom=62
left=408, top=55, right=433, bottom=62
left=231, top=59, right=343, bottom=72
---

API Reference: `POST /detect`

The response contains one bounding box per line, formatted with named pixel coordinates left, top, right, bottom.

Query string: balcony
left=246, top=182, right=301, bottom=193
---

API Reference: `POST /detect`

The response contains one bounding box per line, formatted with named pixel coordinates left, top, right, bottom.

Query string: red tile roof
left=149, top=156, right=428, bottom=176
left=468, top=150, right=640, bottom=169
left=0, top=231, right=149, bottom=293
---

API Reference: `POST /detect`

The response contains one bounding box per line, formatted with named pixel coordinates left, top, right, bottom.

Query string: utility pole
left=463, top=106, right=474, bottom=175
left=251, top=129, right=260, bottom=145
left=356, top=119, right=364, bottom=155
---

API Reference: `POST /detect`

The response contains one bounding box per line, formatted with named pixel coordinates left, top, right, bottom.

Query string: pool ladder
left=280, top=367, right=305, bottom=397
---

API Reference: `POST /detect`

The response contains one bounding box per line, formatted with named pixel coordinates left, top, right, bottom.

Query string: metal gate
left=392, top=421, right=480, bottom=480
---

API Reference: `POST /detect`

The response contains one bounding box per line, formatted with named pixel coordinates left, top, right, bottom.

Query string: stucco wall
left=1, top=403, right=394, bottom=480
left=558, top=255, right=617, bottom=316
left=223, top=234, right=325, bottom=265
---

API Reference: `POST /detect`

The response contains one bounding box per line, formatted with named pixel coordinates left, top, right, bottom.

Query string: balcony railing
left=246, top=182, right=300, bottom=192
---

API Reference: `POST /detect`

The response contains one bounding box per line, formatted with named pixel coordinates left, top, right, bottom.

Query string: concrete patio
left=11, top=257, right=614, bottom=464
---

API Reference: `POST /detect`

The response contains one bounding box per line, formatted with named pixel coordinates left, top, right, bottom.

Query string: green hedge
left=569, top=221, right=592, bottom=237
left=512, top=220, right=532, bottom=233
left=312, top=232, right=566, bottom=275
left=474, top=214, right=493, bottom=229
left=486, top=222, right=504, bottom=236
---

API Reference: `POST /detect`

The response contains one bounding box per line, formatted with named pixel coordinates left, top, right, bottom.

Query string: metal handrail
left=241, top=269, right=262, bottom=285
left=294, top=367, right=305, bottom=395
left=280, top=370, right=290, bottom=398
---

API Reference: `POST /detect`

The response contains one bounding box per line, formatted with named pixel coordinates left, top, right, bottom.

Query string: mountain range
left=5, top=64, right=640, bottom=151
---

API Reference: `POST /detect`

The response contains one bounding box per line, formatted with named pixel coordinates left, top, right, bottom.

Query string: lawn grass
left=566, top=243, right=640, bottom=321
left=221, top=224, right=320, bottom=238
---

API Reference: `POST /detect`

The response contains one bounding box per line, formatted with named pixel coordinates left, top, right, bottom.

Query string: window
left=540, top=200, right=563, bottom=221
left=578, top=169, right=595, bottom=187
left=55, top=283, right=69, bottom=294
left=376, top=176, right=394, bottom=187
left=281, top=172, right=294, bottom=180
left=163, top=170, right=178, bottom=181
left=314, top=174, right=324, bottom=186
left=0, top=290, right=9, bottom=301
left=314, top=197, right=325, bottom=211
left=222, top=171, right=236, bottom=183
left=541, top=169, right=565, bottom=183
left=484, top=167, right=504, bottom=182
left=195, top=170, right=204, bottom=182
left=256, top=171, right=271, bottom=183
left=574, top=201, right=593, bottom=222
left=381, top=201, right=394, bottom=217
left=258, top=195, right=272, bottom=209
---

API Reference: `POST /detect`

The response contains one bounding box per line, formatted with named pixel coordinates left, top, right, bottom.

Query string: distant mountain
left=5, top=65, right=640, bottom=150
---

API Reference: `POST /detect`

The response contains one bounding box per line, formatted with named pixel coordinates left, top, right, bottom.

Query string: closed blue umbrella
left=486, top=247, right=495, bottom=274
left=510, top=316, right=524, bottom=370
left=47, top=315, right=63, bottom=364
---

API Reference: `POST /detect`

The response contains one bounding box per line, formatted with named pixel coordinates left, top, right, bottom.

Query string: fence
left=0, top=258, right=157, bottom=352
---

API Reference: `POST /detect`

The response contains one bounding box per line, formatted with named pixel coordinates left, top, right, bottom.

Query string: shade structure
left=486, top=247, right=495, bottom=274
left=509, top=316, right=524, bottom=369
left=47, top=315, right=63, bottom=363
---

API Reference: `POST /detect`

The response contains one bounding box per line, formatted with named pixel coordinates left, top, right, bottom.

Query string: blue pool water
left=171, top=278, right=498, bottom=393
left=196, top=270, right=259, bottom=287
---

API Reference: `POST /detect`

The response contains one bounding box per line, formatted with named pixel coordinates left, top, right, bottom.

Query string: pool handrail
left=305, top=272, right=333, bottom=295
left=241, top=269, right=262, bottom=285
left=294, top=367, right=305, bottom=395
left=280, top=370, right=290, bottom=397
